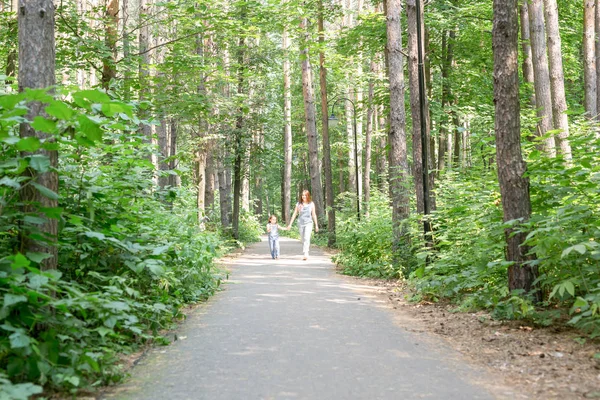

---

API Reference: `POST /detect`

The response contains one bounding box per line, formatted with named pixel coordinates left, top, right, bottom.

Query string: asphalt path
left=103, top=236, right=510, bottom=400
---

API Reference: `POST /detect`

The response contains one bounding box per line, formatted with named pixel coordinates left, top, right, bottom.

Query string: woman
left=287, top=190, right=319, bottom=260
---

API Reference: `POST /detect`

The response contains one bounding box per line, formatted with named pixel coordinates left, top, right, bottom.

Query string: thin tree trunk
left=218, top=155, right=231, bottom=229
left=318, top=0, right=335, bottom=245
left=282, top=21, right=292, bottom=224
left=139, top=0, right=153, bottom=161
left=493, top=0, right=540, bottom=300
left=437, top=31, right=452, bottom=174
left=520, top=0, right=535, bottom=105
left=157, top=119, right=170, bottom=189
left=18, top=0, right=57, bottom=270
left=300, top=16, right=325, bottom=223
left=544, top=0, right=572, bottom=161
left=407, top=0, right=424, bottom=213
left=364, top=61, right=375, bottom=217
left=584, top=0, right=597, bottom=118
left=386, top=0, right=410, bottom=256
left=377, top=103, right=388, bottom=191
left=102, top=0, right=119, bottom=89
left=452, top=110, right=461, bottom=169
left=596, top=0, right=600, bottom=120
left=205, top=152, right=215, bottom=216
left=232, top=32, right=245, bottom=239
left=168, top=119, right=179, bottom=187
left=528, top=0, right=556, bottom=155
left=346, top=86, right=357, bottom=194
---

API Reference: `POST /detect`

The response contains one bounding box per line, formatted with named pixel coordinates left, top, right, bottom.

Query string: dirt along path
left=102, top=236, right=524, bottom=400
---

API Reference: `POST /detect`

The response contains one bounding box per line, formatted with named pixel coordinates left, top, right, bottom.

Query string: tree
left=299, top=15, right=325, bottom=223
left=543, top=0, right=572, bottom=161
left=318, top=0, right=335, bottom=245
left=493, top=0, right=540, bottom=299
left=282, top=15, right=293, bottom=224
left=584, top=0, right=597, bottom=118
left=18, top=0, right=58, bottom=270
left=528, top=0, right=556, bottom=155
left=520, top=0, right=535, bottom=105
left=386, top=0, right=410, bottom=257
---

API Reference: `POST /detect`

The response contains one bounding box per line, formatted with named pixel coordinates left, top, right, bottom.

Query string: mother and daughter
left=266, top=190, right=319, bottom=261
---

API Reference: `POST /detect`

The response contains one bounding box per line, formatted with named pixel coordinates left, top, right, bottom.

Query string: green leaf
left=95, top=326, right=113, bottom=338
left=573, top=244, right=587, bottom=255
left=31, top=116, right=56, bottom=133
left=564, top=281, right=575, bottom=297
left=0, top=176, right=20, bottom=189
left=26, top=252, right=53, bottom=263
left=15, top=136, right=41, bottom=152
left=27, top=274, right=49, bottom=290
left=152, top=244, right=170, bottom=255
left=30, top=182, right=59, bottom=200
left=77, top=115, right=103, bottom=142
left=73, top=89, right=111, bottom=103
left=0, top=382, right=43, bottom=400
left=84, top=231, right=105, bottom=240
left=11, top=253, right=30, bottom=269
left=3, top=294, right=27, bottom=307
left=9, top=331, right=31, bottom=349
left=29, top=154, right=50, bottom=172
left=104, top=301, right=130, bottom=311
left=45, top=101, right=73, bottom=120
left=39, top=206, right=63, bottom=219
left=101, top=102, right=132, bottom=117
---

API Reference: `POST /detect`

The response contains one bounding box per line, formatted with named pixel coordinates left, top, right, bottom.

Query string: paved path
left=104, top=237, right=507, bottom=400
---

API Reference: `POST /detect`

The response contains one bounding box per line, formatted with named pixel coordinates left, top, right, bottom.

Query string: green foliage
left=0, top=88, right=225, bottom=394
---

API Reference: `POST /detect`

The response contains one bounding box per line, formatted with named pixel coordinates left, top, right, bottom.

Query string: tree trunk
left=584, top=0, right=597, bottom=118
left=528, top=0, right=556, bottom=155
left=493, top=0, right=540, bottom=300
left=543, top=0, right=572, bottom=161
left=345, top=86, right=357, bottom=194
left=139, top=0, right=153, bottom=161
left=318, top=0, right=336, bottom=245
left=282, top=21, right=292, bottom=224
left=364, top=61, right=375, bottom=217
left=102, top=0, right=119, bottom=89
left=386, top=0, right=410, bottom=256
left=157, top=118, right=170, bottom=189
left=407, top=0, right=424, bottom=213
left=596, top=0, right=600, bottom=119
left=520, top=0, right=535, bottom=105
left=205, top=151, right=215, bottom=216
left=168, top=119, right=179, bottom=187
left=18, top=0, right=57, bottom=270
left=300, top=16, right=325, bottom=223
left=232, top=32, right=245, bottom=239
left=218, top=155, right=231, bottom=229
left=437, top=31, right=452, bottom=174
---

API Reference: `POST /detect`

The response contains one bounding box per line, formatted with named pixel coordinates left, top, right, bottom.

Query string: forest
left=1, top=0, right=599, bottom=396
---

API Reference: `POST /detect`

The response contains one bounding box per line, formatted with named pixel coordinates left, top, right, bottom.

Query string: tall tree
left=18, top=0, right=58, bottom=270
left=520, top=0, right=535, bottom=105
left=300, top=15, right=325, bottom=223
left=406, top=0, right=428, bottom=213
left=101, top=0, right=119, bottom=89
left=282, top=16, right=292, bottom=224
left=318, top=0, right=335, bottom=245
left=584, top=0, right=597, bottom=118
left=493, top=0, right=540, bottom=299
left=528, top=0, right=556, bottom=155
left=543, top=0, right=572, bottom=161
left=363, top=60, right=375, bottom=216
left=386, top=0, right=410, bottom=257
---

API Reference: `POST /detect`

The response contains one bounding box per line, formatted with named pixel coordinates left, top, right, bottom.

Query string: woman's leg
left=300, top=224, right=312, bottom=257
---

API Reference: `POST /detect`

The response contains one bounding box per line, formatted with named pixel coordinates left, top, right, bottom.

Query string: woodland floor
left=338, top=273, right=600, bottom=399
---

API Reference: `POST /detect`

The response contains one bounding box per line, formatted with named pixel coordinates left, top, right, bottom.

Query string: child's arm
left=279, top=224, right=289, bottom=231
left=266, top=223, right=271, bottom=233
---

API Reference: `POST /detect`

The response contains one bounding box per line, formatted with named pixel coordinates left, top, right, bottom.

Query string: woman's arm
left=287, top=204, right=299, bottom=229
left=311, top=203, right=319, bottom=232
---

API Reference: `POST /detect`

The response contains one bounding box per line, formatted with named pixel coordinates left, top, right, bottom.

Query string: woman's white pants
left=299, top=223, right=313, bottom=256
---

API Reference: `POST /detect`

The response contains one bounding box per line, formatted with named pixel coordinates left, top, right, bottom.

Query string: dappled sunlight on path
left=103, top=237, right=508, bottom=400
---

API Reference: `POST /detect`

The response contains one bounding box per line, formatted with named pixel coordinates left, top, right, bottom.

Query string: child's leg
left=275, top=239, right=280, bottom=258
left=269, top=238, right=275, bottom=258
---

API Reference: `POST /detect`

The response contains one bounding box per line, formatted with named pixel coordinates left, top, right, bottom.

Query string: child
left=266, top=215, right=288, bottom=259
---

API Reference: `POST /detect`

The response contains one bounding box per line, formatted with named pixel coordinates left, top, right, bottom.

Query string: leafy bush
left=0, top=88, right=225, bottom=394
